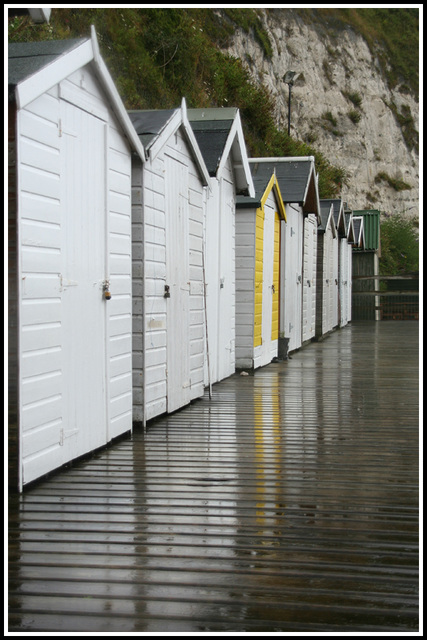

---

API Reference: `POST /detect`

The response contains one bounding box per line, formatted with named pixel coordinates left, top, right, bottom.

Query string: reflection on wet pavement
left=8, top=322, right=419, bottom=632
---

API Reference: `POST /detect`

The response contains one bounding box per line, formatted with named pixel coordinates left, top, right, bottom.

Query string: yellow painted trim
left=272, top=177, right=287, bottom=223
left=271, top=211, right=280, bottom=340
left=260, top=174, right=287, bottom=223
left=254, top=205, right=264, bottom=347
left=253, top=173, right=286, bottom=349
left=260, top=174, right=276, bottom=208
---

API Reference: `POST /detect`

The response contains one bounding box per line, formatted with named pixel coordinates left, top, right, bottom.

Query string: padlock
left=104, top=289, right=111, bottom=301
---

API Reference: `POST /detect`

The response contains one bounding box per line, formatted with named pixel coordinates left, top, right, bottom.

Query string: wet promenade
left=8, top=321, right=420, bottom=633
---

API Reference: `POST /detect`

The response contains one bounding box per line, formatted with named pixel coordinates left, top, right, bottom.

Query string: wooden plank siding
left=8, top=322, right=419, bottom=633
left=132, top=121, right=207, bottom=423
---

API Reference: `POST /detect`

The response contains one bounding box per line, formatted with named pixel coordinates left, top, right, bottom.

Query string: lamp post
left=283, top=70, right=297, bottom=136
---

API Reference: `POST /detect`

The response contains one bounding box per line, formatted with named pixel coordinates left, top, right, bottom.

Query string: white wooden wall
left=339, top=238, right=349, bottom=327
left=235, top=207, right=255, bottom=369
left=133, top=126, right=206, bottom=422
left=204, top=157, right=236, bottom=385
left=322, top=221, right=338, bottom=335
left=347, top=243, right=353, bottom=322
left=332, top=233, right=339, bottom=329
left=17, top=65, right=133, bottom=487
left=282, top=204, right=303, bottom=353
left=302, top=214, right=318, bottom=343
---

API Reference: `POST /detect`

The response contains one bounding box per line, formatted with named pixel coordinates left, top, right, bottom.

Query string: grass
left=9, top=7, right=417, bottom=197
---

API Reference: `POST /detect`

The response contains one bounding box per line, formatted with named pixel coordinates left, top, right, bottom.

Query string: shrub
left=380, top=214, right=419, bottom=274
left=348, top=109, right=361, bottom=124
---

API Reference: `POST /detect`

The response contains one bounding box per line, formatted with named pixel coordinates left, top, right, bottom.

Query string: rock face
left=224, top=9, right=419, bottom=218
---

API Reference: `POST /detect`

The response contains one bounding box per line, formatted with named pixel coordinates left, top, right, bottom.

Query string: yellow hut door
left=271, top=210, right=281, bottom=345
left=254, top=200, right=280, bottom=368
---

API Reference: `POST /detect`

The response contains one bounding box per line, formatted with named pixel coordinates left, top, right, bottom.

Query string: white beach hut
left=8, top=28, right=145, bottom=490
left=128, top=99, right=211, bottom=423
left=316, top=200, right=339, bottom=339
left=187, top=108, right=255, bottom=386
left=339, top=208, right=355, bottom=327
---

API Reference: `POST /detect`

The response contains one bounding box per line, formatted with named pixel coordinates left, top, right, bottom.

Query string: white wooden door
left=325, top=228, right=334, bottom=333
left=339, top=239, right=348, bottom=326
left=302, top=215, right=317, bottom=342
left=285, top=208, right=303, bottom=352
left=60, top=99, right=108, bottom=459
left=332, top=236, right=339, bottom=328
left=165, top=155, right=190, bottom=413
left=258, top=199, right=275, bottom=367
left=217, top=186, right=235, bottom=381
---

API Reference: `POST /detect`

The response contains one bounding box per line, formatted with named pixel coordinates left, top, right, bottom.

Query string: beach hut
left=339, top=208, right=355, bottom=327
left=128, top=99, right=211, bottom=423
left=187, top=108, right=255, bottom=386
left=235, top=167, right=287, bottom=369
left=352, top=210, right=381, bottom=320
left=245, top=157, right=320, bottom=355
left=321, top=198, right=351, bottom=327
left=352, top=216, right=366, bottom=250
left=316, top=200, right=339, bottom=339
left=8, top=28, right=145, bottom=490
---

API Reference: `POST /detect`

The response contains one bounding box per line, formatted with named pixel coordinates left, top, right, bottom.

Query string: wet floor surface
left=8, top=321, right=419, bottom=632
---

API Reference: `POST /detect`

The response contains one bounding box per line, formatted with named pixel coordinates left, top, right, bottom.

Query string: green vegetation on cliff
left=8, top=7, right=419, bottom=198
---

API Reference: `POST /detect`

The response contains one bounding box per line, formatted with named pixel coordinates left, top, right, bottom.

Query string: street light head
left=283, top=70, right=297, bottom=85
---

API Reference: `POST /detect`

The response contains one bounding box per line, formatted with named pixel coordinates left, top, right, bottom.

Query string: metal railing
left=352, top=275, right=419, bottom=320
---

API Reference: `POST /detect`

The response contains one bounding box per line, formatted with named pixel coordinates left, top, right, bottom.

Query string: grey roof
left=187, top=108, right=253, bottom=195
left=187, top=108, right=237, bottom=176
left=236, top=158, right=318, bottom=213
left=8, top=38, right=85, bottom=90
left=352, top=217, right=364, bottom=247
left=235, top=163, right=274, bottom=208
left=189, top=120, right=233, bottom=176
left=321, top=198, right=345, bottom=233
left=344, top=211, right=353, bottom=238
left=128, top=109, right=177, bottom=149
left=318, top=199, right=334, bottom=232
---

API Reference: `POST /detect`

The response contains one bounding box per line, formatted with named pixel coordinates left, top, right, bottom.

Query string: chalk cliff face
left=224, top=9, right=419, bottom=218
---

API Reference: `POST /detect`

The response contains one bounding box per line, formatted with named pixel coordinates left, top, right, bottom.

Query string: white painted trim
left=146, top=109, right=182, bottom=161
left=181, top=98, right=212, bottom=189
left=217, top=111, right=255, bottom=198
left=249, top=156, right=316, bottom=163
left=90, top=27, right=145, bottom=162
left=15, top=40, right=94, bottom=110
left=14, top=27, right=145, bottom=163
left=302, top=162, right=314, bottom=207
left=28, top=8, right=51, bottom=23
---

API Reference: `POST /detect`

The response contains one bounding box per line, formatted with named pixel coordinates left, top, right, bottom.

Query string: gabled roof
left=235, top=165, right=286, bottom=222
left=352, top=209, right=380, bottom=251
left=128, top=109, right=177, bottom=151
left=237, top=156, right=320, bottom=221
left=345, top=212, right=356, bottom=244
left=352, top=216, right=366, bottom=249
left=8, top=38, right=84, bottom=96
left=8, top=26, right=145, bottom=161
left=322, top=198, right=346, bottom=236
left=187, top=108, right=255, bottom=197
left=319, top=200, right=337, bottom=238
left=128, top=98, right=211, bottom=187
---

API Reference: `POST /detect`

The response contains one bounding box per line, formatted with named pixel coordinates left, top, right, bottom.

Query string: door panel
left=165, top=155, right=190, bottom=412
left=60, top=100, right=107, bottom=457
